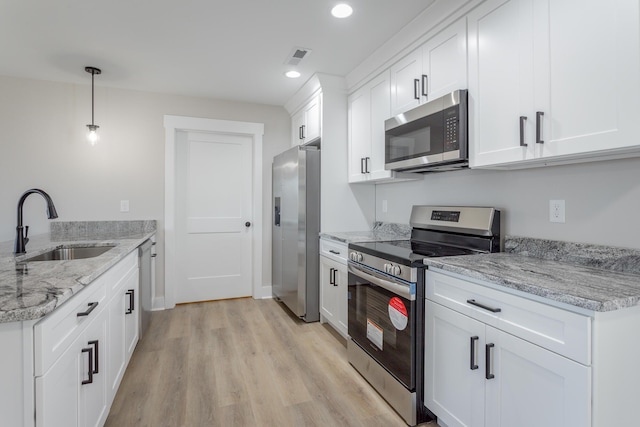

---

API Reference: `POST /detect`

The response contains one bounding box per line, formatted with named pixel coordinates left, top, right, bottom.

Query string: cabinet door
left=335, top=263, right=348, bottom=338
left=348, top=86, right=372, bottom=183
left=124, top=267, right=140, bottom=362
left=422, top=18, right=468, bottom=101
left=320, top=256, right=339, bottom=326
left=291, top=110, right=304, bottom=146
left=35, top=336, right=82, bottom=427
left=303, top=95, right=321, bottom=142
left=425, top=301, right=485, bottom=427
left=368, top=72, right=393, bottom=180
left=484, top=327, right=590, bottom=427
left=536, top=0, right=640, bottom=160
left=80, top=307, right=109, bottom=427
left=390, top=49, right=422, bottom=116
left=468, top=0, right=536, bottom=167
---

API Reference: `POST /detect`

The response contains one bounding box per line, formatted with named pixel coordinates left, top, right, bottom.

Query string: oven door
left=347, top=262, right=416, bottom=390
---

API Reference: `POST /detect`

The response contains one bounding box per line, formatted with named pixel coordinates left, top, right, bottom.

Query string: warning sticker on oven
left=366, top=319, right=383, bottom=350
left=388, top=297, right=408, bottom=330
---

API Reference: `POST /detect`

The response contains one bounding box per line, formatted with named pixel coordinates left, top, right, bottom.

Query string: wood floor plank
left=105, top=298, right=437, bottom=427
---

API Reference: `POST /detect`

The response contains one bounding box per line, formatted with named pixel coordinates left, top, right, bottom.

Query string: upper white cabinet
left=469, top=0, right=640, bottom=168
left=348, top=71, right=419, bottom=184
left=390, top=18, right=468, bottom=116
left=291, top=93, right=321, bottom=146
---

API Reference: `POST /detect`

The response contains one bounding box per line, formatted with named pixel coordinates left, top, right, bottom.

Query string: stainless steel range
left=347, top=206, right=501, bottom=426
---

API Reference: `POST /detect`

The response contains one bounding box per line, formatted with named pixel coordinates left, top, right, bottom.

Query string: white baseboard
left=254, top=285, right=273, bottom=300
left=152, top=296, right=166, bottom=311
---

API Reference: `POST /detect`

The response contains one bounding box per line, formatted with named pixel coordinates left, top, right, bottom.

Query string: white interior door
left=175, top=131, right=253, bottom=303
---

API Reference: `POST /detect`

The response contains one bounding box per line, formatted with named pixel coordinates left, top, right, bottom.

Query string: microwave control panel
left=444, top=111, right=459, bottom=151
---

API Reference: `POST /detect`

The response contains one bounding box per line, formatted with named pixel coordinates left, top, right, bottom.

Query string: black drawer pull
left=329, top=250, right=340, bottom=255
left=88, top=340, right=99, bottom=374
left=486, top=343, right=495, bottom=380
left=81, top=347, right=94, bottom=385
left=77, top=301, right=98, bottom=317
left=467, top=299, right=501, bottom=313
left=470, top=336, right=479, bottom=370
left=125, top=289, right=135, bottom=314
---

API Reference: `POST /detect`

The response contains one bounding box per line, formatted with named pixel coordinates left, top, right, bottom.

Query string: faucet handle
left=24, top=225, right=29, bottom=244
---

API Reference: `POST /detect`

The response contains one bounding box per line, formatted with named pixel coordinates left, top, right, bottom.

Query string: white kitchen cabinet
left=469, top=0, right=640, bottom=169
left=33, top=250, right=140, bottom=427
left=291, top=93, right=321, bottom=146
left=390, top=18, right=467, bottom=116
left=319, top=238, right=348, bottom=338
left=425, top=270, right=591, bottom=427
left=36, top=294, right=109, bottom=427
left=107, top=251, right=139, bottom=401
left=348, top=71, right=419, bottom=184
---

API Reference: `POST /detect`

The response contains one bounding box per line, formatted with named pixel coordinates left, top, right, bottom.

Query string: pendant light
left=85, top=66, right=101, bottom=145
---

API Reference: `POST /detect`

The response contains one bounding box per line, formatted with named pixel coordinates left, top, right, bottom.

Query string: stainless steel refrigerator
left=272, top=145, right=320, bottom=322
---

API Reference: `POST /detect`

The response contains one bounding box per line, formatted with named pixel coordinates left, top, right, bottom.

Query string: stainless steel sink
left=26, top=245, right=116, bottom=261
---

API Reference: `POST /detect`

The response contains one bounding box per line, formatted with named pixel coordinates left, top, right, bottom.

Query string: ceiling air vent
left=285, top=47, right=312, bottom=66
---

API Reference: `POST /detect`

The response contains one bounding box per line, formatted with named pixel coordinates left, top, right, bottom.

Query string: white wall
left=0, top=75, right=290, bottom=299
left=375, top=157, right=640, bottom=249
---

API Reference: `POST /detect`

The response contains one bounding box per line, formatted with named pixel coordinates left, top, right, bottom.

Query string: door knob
left=245, top=221, right=251, bottom=227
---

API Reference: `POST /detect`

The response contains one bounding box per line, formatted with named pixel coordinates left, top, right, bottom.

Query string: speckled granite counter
left=424, top=236, right=640, bottom=313
left=320, top=222, right=410, bottom=244
left=0, top=220, right=156, bottom=323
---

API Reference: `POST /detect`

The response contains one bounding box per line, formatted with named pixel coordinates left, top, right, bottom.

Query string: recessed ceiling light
left=285, top=70, right=301, bottom=78
left=331, top=3, right=353, bottom=18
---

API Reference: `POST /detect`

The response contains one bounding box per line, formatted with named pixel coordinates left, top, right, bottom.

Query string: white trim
left=164, top=115, right=264, bottom=309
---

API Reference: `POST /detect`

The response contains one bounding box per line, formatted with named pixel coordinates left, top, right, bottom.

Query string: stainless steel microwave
left=384, top=89, right=468, bottom=173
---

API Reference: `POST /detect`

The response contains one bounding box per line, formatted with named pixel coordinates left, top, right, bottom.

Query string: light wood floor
left=105, top=297, right=439, bottom=427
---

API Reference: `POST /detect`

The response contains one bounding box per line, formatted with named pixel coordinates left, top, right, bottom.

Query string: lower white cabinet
left=34, top=250, right=140, bottom=427
left=425, top=301, right=590, bottom=427
left=319, top=238, right=348, bottom=338
left=425, top=270, right=590, bottom=427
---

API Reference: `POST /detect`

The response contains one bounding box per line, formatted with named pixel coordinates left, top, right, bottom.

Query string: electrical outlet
left=549, top=200, right=565, bottom=223
left=382, top=200, right=388, bottom=213
left=120, top=200, right=130, bottom=213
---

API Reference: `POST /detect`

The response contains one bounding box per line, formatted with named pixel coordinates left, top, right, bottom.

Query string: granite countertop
left=0, top=221, right=156, bottom=324
left=320, top=222, right=410, bottom=244
left=424, top=236, right=640, bottom=313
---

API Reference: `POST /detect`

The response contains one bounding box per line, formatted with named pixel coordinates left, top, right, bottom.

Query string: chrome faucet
left=15, top=189, right=58, bottom=254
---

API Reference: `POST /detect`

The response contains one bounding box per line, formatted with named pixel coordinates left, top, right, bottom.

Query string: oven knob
left=383, top=263, right=390, bottom=273
left=357, top=253, right=363, bottom=262
left=393, top=265, right=402, bottom=275
left=349, top=252, right=355, bottom=261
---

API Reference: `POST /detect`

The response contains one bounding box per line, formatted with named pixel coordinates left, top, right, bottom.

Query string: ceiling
left=0, top=0, right=434, bottom=106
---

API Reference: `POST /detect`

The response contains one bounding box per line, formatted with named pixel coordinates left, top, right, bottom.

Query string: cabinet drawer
left=426, top=270, right=591, bottom=365
left=320, top=239, right=348, bottom=264
left=34, top=276, right=108, bottom=376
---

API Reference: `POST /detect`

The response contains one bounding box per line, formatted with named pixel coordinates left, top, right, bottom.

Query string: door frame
left=164, top=115, right=265, bottom=309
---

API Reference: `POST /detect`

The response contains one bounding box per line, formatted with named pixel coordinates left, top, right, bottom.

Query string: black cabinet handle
left=125, top=289, right=134, bottom=314
left=519, top=116, right=528, bottom=147
left=536, top=111, right=544, bottom=144
left=329, top=250, right=340, bottom=255
left=360, top=158, right=366, bottom=174
left=421, top=74, right=428, bottom=97
left=467, top=299, right=501, bottom=313
left=77, top=301, right=98, bottom=317
left=301, top=124, right=306, bottom=140
left=470, top=336, right=479, bottom=370
left=329, top=268, right=335, bottom=285
left=88, top=340, right=99, bottom=374
left=365, top=157, right=371, bottom=173
left=413, top=79, right=420, bottom=100
left=298, top=126, right=303, bottom=140
left=81, top=347, right=94, bottom=385
left=332, top=268, right=338, bottom=286
left=486, top=343, right=495, bottom=380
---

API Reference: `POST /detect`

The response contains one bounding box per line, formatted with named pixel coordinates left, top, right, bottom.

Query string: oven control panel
left=384, top=263, right=402, bottom=276
left=348, top=250, right=417, bottom=283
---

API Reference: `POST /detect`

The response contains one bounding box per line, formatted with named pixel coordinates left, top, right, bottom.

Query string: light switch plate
left=120, top=200, right=130, bottom=213
left=549, top=200, right=565, bottom=223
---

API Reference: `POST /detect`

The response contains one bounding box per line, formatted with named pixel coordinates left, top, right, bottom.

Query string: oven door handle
left=348, top=263, right=414, bottom=300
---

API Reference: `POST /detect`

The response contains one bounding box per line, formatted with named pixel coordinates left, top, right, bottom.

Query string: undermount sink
left=26, top=245, right=116, bottom=261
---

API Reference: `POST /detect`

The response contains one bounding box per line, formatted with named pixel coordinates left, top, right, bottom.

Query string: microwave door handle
left=348, top=263, right=413, bottom=300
